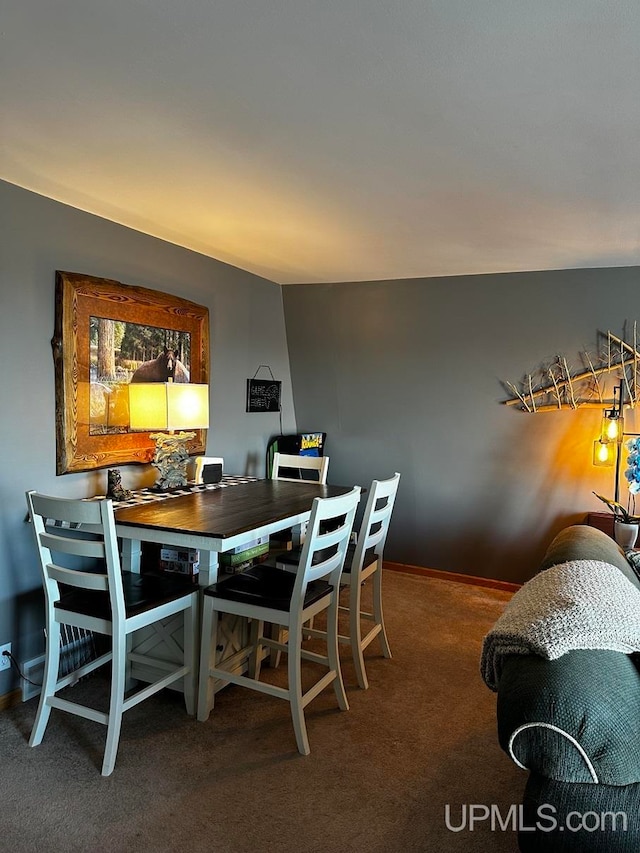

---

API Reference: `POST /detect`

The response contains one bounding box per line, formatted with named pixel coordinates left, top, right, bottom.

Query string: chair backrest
left=26, top=492, right=125, bottom=623
left=272, top=452, right=329, bottom=484
left=294, top=487, right=361, bottom=598
left=193, top=456, right=224, bottom=484
left=351, top=473, right=401, bottom=573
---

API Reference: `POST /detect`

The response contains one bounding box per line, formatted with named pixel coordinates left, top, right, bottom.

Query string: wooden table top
left=114, top=479, right=353, bottom=540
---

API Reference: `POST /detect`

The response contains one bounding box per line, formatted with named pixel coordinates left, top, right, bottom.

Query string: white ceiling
left=2, top=1, right=640, bottom=284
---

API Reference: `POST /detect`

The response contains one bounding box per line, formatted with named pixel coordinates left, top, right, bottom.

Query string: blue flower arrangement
left=624, top=437, right=640, bottom=495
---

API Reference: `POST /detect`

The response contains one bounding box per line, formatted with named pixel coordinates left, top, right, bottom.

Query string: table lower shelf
left=130, top=610, right=255, bottom=697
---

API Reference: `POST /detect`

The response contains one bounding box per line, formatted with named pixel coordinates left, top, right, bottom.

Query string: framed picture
left=53, top=271, right=210, bottom=474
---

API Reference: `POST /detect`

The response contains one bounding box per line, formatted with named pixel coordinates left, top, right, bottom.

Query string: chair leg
left=102, top=632, right=126, bottom=776
left=248, top=618, right=264, bottom=680
left=349, top=577, right=369, bottom=690
left=197, top=597, right=217, bottom=722
left=327, top=597, right=349, bottom=711
left=372, top=565, right=392, bottom=659
left=287, top=623, right=310, bottom=755
left=29, top=619, right=61, bottom=747
left=125, top=632, right=135, bottom=692
left=268, top=624, right=285, bottom=668
left=183, top=596, right=197, bottom=716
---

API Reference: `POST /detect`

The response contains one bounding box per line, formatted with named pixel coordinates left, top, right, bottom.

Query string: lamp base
left=149, top=431, right=195, bottom=491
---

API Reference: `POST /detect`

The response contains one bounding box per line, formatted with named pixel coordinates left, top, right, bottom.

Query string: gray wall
left=283, top=269, right=640, bottom=585
left=0, top=180, right=294, bottom=695
left=4, top=177, right=638, bottom=698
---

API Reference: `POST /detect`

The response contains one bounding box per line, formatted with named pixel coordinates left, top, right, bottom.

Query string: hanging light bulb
left=593, top=382, right=623, bottom=468
left=593, top=439, right=615, bottom=467
left=601, top=411, right=622, bottom=442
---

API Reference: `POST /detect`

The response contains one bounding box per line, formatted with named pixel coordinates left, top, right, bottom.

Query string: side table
left=585, top=511, right=615, bottom=539
left=586, top=511, right=640, bottom=550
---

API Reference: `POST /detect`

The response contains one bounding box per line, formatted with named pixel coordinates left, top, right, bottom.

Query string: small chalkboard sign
left=246, top=378, right=281, bottom=413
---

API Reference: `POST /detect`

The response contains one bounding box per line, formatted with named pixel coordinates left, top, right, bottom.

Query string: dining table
left=114, top=475, right=353, bottom=586
left=112, top=476, right=355, bottom=690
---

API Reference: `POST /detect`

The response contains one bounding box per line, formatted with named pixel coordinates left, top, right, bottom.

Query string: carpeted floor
left=1, top=571, right=523, bottom=852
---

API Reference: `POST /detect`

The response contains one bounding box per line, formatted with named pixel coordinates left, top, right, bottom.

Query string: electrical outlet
left=0, top=642, right=12, bottom=671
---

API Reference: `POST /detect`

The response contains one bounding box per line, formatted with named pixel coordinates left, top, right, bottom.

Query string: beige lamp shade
left=128, top=383, right=209, bottom=431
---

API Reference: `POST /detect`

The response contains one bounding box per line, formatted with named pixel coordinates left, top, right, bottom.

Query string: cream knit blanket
left=481, top=559, right=640, bottom=691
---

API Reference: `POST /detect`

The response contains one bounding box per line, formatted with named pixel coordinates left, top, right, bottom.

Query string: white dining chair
left=276, top=472, right=401, bottom=689
left=268, top=450, right=329, bottom=549
left=268, top=451, right=330, bottom=663
left=197, top=486, right=361, bottom=755
left=271, top=451, right=329, bottom=484
left=26, top=491, right=198, bottom=776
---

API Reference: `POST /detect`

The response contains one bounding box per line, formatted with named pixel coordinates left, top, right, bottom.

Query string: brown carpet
left=1, top=572, right=523, bottom=853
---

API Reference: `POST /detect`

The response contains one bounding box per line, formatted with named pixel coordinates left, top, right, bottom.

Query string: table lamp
left=129, top=382, right=209, bottom=490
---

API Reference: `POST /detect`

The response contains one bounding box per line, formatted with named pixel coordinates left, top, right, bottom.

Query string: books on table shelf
left=150, top=535, right=278, bottom=579
left=220, top=541, right=270, bottom=572
left=158, top=547, right=200, bottom=582
left=221, top=555, right=270, bottom=574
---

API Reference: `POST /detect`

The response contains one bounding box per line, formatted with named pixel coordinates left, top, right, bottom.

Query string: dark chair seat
left=204, top=564, right=332, bottom=611
left=56, top=570, right=196, bottom=619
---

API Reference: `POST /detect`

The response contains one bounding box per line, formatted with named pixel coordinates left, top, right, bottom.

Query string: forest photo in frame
left=53, top=271, right=210, bottom=474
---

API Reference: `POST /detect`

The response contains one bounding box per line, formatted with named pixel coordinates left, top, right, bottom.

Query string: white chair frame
left=271, top=451, right=329, bottom=484
left=197, top=486, right=361, bottom=755
left=26, top=491, right=198, bottom=776
left=277, top=472, right=401, bottom=689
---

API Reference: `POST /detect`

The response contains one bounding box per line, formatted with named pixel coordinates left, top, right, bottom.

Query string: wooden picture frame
left=53, top=271, right=210, bottom=475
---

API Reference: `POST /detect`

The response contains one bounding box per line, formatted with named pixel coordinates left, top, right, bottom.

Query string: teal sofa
left=495, top=524, right=640, bottom=852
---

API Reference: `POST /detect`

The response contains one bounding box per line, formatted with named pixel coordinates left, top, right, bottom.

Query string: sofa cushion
left=541, top=524, right=639, bottom=590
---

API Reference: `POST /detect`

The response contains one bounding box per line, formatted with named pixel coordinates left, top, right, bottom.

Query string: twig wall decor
left=502, top=325, right=640, bottom=413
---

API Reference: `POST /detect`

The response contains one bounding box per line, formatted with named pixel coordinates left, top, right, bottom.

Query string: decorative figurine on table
left=106, top=468, right=133, bottom=501
left=149, top=431, right=195, bottom=491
